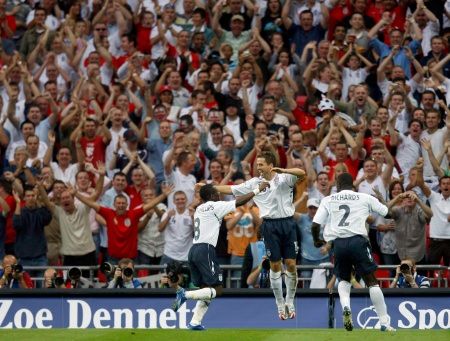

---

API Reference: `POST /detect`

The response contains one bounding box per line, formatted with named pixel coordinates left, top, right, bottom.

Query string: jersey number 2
left=338, top=205, right=350, bottom=227
left=194, top=218, right=200, bottom=241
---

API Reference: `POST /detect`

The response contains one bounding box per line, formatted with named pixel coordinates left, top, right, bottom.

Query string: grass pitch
left=0, top=329, right=449, bottom=341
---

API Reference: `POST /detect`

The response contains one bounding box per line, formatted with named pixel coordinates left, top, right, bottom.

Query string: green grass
left=0, top=329, right=449, bottom=341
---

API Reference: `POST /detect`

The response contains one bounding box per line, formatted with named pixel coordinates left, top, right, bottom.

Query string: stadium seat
left=375, top=269, right=391, bottom=288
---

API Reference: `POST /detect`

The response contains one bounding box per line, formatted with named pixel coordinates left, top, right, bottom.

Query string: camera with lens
left=53, top=275, right=65, bottom=287
left=68, top=267, right=82, bottom=281
left=400, top=263, right=411, bottom=274
left=166, top=261, right=182, bottom=284
left=122, top=267, right=133, bottom=278
left=100, top=262, right=116, bottom=276
left=11, top=264, right=23, bottom=273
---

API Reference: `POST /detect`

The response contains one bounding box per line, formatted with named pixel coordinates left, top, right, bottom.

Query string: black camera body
left=68, top=267, right=82, bottom=281
left=54, top=276, right=65, bottom=287
left=11, top=264, right=23, bottom=273
left=100, top=262, right=133, bottom=278
left=166, top=261, right=182, bottom=283
left=122, top=267, right=133, bottom=278
left=400, top=263, right=411, bottom=274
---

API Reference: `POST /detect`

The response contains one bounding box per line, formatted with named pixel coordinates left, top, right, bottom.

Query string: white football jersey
left=231, top=174, right=297, bottom=219
left=193, top=200, right=236, bottom=247
left=313, top=190, right=388, bottom=241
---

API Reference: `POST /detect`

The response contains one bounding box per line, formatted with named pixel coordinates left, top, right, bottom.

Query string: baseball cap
left=163, top=3, right=175, bottom=10
left=231, top=14, right=245, bottom=22
left=123, top=129, right=138, bottom=142
left=307, top=198, right=320, bottom=208
left=159, top=85, right=172, bottom=94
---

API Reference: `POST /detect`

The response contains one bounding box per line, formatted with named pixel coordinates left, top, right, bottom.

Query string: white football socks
left=190, top=300, right=210, bottom=326
left=284, top=271, right=298, bottom=306
left=369, top=285, right=389, bottom=325
left=185, top=287, right=216, bottom=301
left=270, top=270, right=284, bottom=306
left=338, top=280, right=352, bottom=311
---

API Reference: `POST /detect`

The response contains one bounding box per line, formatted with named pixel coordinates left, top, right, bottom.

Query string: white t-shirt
left=194, top=200, right=236, bottom=247
left=357, top=176, right=388, bottom=202
left=428, top=191, right=450, bottom=239
left=162, top=209, right=194, bottom=261
left=231, top=173, right=298, bottom=219
left=50, top=162, right=79, bottom=186
left=421, top=127, right=448, bottom=178
left=445, top=1, right=450, bottom=28
left=313, top=190, right=388, bottom=241
left=7, top=140, right=48, bottom=162
left=165, top=168, right=196, bottom=210
left=54, top=202, right=96, bottom=256
left=225, top=117, right=243, bottom=145
left=238, top=83, right=262, bottom=113
left=342, top=67, right=368, bottom=101
left=396, top=134, right=421, bottom=177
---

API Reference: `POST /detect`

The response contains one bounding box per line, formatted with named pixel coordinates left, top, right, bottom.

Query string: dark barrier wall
left=0, top=289, right=449, bottom=329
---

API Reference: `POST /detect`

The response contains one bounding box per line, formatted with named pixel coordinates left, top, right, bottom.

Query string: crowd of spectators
left=0, top=0, right=449, bottom=289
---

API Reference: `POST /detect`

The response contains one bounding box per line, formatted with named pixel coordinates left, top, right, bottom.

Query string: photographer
left=241, top=235, right=271, bottom=289
left=390, top=259, right=430, bottom=289
left=43, top=268, right=66, bottom=289
left=0, top=255, right=33, bottom=288
left=160, top=261, right=190, bottom=289
left=106, top=258, right=143, bottom=289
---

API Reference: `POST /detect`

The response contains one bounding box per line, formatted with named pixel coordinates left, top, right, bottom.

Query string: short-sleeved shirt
left=98, top=206, right=145, bottom=259
left=428, top=191, right=450, bottom=239
left=231, top=173, right=298, bottom=219
left=138, top=203, right=167, bottom=258
left=313, top=190, right=388, bottom=241
left=54, top=202, right=96, bottom=256
left=165, top=168, right=196, bottom=210
left=161, top=209, right=194, bottom=261
left=391, top=206, right=427, bottom=262
left=79, top=136, right=107, bottom=165
left=194, top=200, right=236, bottom=247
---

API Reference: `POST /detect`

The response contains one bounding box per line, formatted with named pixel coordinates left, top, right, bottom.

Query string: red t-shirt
left=112, top=54, right=129, bottom=70
left=136, top=24, right=152, bottom=55
left=1, top=195, right=16, bottom=244
left=293, top=108, right=317, bottom=131
left=98, top=206, right=144, bottom=259
left=79, top=136, right=107, bottom=165
left=326, top=157, right=360, bottom=180
left=363, top=135, right=392, bottom=156
left=1, top=15, right=16, bottom=38
left=125, top=185, right=143, bottom=210
left=327, top=1, right=352, bottom=41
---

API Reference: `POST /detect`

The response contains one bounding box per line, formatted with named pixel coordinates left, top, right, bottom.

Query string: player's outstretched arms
left=235, top=182, right=270, bottom=207
left=195, top=182, right=233, bottom=195
left=272, top=167, right=306, bottom=181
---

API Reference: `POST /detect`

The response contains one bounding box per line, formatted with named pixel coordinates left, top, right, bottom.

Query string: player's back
left=193, top=200, right=236, bottom=247
left=320, top=190, right=388, bottom=241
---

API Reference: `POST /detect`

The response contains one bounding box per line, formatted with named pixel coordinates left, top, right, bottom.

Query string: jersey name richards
left=193, top=200, right=236, bottom=247
left=313, top=190, right=388, bottom=241
left=231, top=173, right=297, bottom=219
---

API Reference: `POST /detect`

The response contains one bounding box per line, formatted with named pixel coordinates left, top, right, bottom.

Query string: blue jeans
left=230, top=255, right=244, bottom=288
left=300, top=257, right=330, bottom=289
left=20, top=255, right=48, bottom=288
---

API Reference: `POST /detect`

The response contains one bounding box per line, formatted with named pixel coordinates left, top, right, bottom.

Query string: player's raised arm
left=272, top=167, right=306, bottom=181
left=235, top=182, right=270, bottom=207
left=368, top=194, right=389, bottom=217
left=195, top=183, right=233, bottom=195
